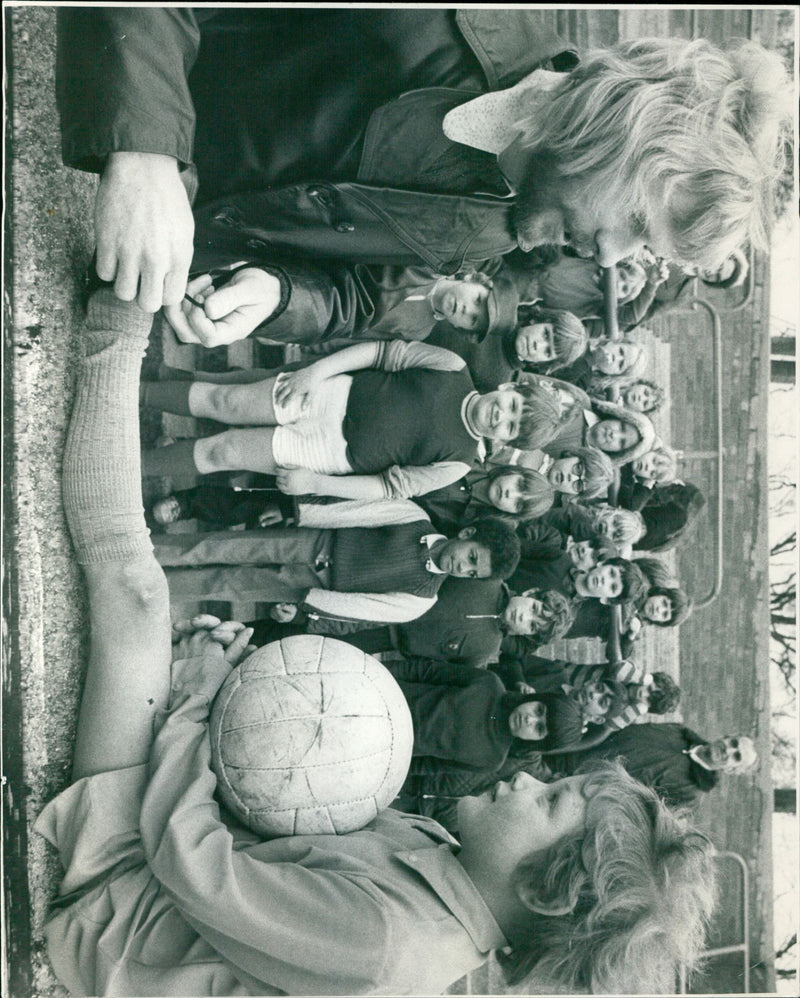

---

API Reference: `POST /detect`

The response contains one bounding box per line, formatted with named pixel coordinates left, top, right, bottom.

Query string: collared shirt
left=422, top=532, right=449, bottom=573
left=37, top=680, right=507, bottom=997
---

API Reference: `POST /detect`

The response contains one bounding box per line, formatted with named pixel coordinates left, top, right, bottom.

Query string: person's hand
left=516, top=681, right=537, bottom=694
left=257, top=503, right=284, bottom=528
left=275, top=466, right=321, bottom=496
left=273, top=365, right=323, bottom=413
left=644, top=257, right=670, bottom=287
left=626, top=617, right=643, bottom=640
left=164, top=268, right=282, bottom=346
left=269, top=602, right=298, bottom=623
left=95, top=152, right=195, bottom=313
left=170, top=616, right=255, bottom=702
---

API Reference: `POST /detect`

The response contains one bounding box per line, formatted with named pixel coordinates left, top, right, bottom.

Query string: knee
left=204, top=384, right=263, bottom=424
left=197, top=432, right=241, bottom=472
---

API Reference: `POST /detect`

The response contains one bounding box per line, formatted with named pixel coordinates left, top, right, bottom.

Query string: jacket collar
left=455, top=10, right=577, bottom=90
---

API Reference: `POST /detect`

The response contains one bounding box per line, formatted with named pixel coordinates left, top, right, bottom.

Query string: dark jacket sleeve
left=385, top=658, right=482, bottom=687
left=616, top=466, right=651, bottom=512
left=56, top=8, right=210, bottom=172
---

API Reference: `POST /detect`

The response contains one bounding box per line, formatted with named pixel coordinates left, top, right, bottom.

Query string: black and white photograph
left=3, top=5, right=798, bottom=995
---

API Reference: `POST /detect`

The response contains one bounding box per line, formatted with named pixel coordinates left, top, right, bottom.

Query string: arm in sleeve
left=376, top=340, right=468, bottom=373
left=386, top=659, right=487, bottom=687
left=296, top=497, right=429, bottom=529
left=379, top=461, right=471, bottom=500
left=140, top=687, right=391, bottom=994
left=56, top=8, right=204, bottom=172
left=247, top=259, right=378, bottom=342
left=302, top=589, right=437, bottom=624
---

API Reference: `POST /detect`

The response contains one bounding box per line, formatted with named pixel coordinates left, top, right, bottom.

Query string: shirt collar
left=442, top=68, right=562, bottom=158
left=583, top=409, right=599, bottom=428
left=461, top=391, right=484, bottom=442
left=422, top=533, right=448, bottom=573
left=395, top=844, right=508, bottom=953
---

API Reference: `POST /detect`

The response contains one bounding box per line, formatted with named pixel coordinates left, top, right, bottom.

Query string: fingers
left=258, top=509, right=283, bottom=527
left=208, top=620, right=247, bottom=646
left=163, top=302, right=202, bottom=343
left=172, top=614, right=223, bottom=639
left=224, top=626, right=256, bottom=665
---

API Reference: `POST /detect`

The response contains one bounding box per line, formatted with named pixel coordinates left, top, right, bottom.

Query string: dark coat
left=634, top=482, right=707, bottom=552
left=507, top=519, right=574, bottom=597
left=397, top=578, right=509, bottom=667
left=385, top=660, right=516, bottom=771
left=57, top=9, right=576, bottom=270
left=547, top=723, right=719, bottom=807
left=426, top=324, right=521, bottom=394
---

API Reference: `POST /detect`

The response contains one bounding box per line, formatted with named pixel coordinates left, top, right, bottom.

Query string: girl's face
left=587, top=418, right=641, bottom=453
left=615, top=260, right=647, bottom=302
left=508, top=701, right=548, bottom=741
left=487, top=473, right=526, bottom=515
left=643, top=594, right=673, bottom=624
left=631, top=451, right=662, bottom=482
left=624, top=382, right=658, bottom=412
left=596, top=512, right=628, bottom=545
left=515, top=322, right=555, bottom=364
left=576, top=680, right=613, bottom=721
left=592, top=340, right=642, bottom=375
left=548, top=455, right=586, bottom=495
left=568, top=538, right=598, bottom=572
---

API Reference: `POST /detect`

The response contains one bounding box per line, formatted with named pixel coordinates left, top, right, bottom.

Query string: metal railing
left=678, top=851, right=750, bottom=994
left=601, top=265, right=725, bottom=615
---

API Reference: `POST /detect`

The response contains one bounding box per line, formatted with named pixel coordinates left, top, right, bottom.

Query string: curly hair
left=647, top=671, right=682, bottom=714
left=646, top=585, right=694, bottom=627
left=516, top=302, right=590, bottom=373
left=453, top=268, right=495, bottom=289
left=537, top=588, right=577, bottom=643
left=513, top=37, right=792, bottom=266
left=589, top=335, right=650, bottom=382
left=486, top=464, right=556, bottom=521
left=589, top=398, right=656, bottom=467
left=698, top=247, right=749, bottom=289
left=470, top=516, right=522, bottom=580
left=500, top=761, right=717, bottom=993
left=622, top=377, right=666, bottom=412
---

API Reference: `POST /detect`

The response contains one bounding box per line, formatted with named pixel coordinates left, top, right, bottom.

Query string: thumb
left=203, top=282, right=253, bottom=320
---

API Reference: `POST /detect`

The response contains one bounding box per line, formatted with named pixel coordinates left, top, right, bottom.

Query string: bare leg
left=188, top=377, right=278, bottom=424
left=71, top=557, right=173, bottom=780
left=193, top=427, right=279, bottom=475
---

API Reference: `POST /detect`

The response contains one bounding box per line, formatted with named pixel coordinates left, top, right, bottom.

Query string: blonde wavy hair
left=514, top=39, right=792, bottom=266
left=501, top=761, right=717, bottom=993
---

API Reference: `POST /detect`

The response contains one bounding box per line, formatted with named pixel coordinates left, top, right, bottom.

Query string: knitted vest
left=331, top=521, right=445, bottom=598
left=343, top=367, right=478, bottom=473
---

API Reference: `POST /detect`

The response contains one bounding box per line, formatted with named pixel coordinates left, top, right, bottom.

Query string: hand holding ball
left=209, top=635, right=413, bottom=836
